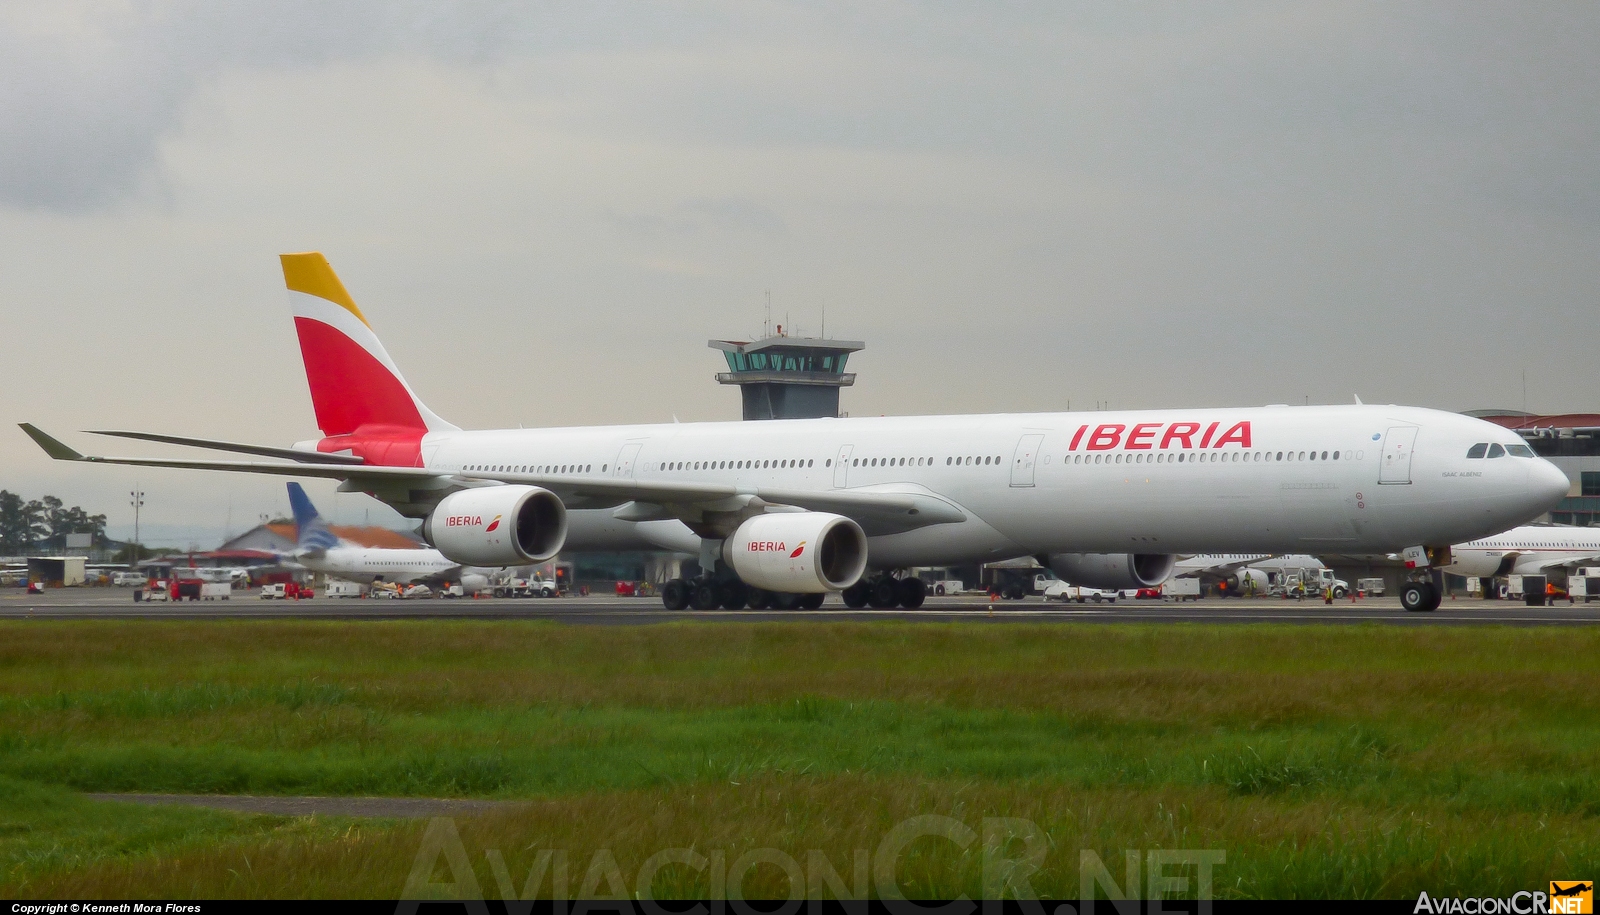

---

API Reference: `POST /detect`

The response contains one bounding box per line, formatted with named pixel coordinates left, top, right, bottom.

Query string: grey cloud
left=0, top=1, right=722, bottom=210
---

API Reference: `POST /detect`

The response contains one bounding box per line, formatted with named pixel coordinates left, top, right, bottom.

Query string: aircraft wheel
left=896, top=578, right=926, bottom=609
left=747, top=588, right=773, bottom=610
left=719, top=580, right=749, bottom=610
left=842, top=582, right=870, bottom=609
left=1400, top=582, right=1435, bottom=612
left=867, top=577, right=899, bottom=609
left=799, top=592, right=825, bottom=610
left=689, top=580, right=720, bottom=611
left=660, top=579, right=688, bottom=611
left=771, top=591, right=802, bottom=610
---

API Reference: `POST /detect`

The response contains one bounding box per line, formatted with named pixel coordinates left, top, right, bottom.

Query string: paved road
left=88, top=793, right=521, bottom=818
left=3, top=589, right=1598, bottom=625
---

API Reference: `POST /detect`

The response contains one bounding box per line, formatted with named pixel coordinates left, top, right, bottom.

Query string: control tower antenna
left=764, top=290, right=771, bottom=338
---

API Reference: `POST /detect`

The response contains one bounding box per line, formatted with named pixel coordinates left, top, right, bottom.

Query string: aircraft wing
left=1519, top=553, right=1600, bottom=574
left=21, top=425, right=967, bottom=535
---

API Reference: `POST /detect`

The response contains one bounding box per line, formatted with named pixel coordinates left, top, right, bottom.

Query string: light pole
left=129, top=487, right=144, bottom=569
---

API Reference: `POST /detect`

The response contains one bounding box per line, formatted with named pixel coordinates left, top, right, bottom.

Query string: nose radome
left=1534, top=460, right=1571, bottom=507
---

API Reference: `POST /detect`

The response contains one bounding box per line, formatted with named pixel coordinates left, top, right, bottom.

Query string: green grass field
left=0, top=620, right=1596, bottom=899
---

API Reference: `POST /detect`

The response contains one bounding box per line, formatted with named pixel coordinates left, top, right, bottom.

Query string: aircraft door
left=1010, top=433, right=1045, bottom=488
left=833, top=444, right=853, bottom=488
left=613, top=442, right=643, bottom=478
left=1378, top=426, right=1418, bottom=484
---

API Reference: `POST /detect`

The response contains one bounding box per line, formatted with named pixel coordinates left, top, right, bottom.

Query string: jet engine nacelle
left=422, top=486, right=567, bottom=567
left=1231, top=568, right=1269, bottom=592
left=722, top=512, right=868, bottom=593
left=1043, top=553, right=1176, bottom=591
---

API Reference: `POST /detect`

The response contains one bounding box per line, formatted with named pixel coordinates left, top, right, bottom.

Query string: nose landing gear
left=1400, top=579, right=1442, bottom=612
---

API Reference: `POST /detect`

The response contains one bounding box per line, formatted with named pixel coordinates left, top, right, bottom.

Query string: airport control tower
left=709, top=330, right=864, bottom=421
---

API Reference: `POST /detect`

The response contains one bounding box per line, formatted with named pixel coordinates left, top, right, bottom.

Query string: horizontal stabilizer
left=87, top=430, right=366, bottom=465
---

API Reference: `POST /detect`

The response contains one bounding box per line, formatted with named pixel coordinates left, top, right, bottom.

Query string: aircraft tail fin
left=281, top=252, right=458, bottom=439
left=286, top=482, right=340, bottom=553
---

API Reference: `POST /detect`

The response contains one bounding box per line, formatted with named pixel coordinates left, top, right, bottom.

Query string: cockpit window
left=1466, top=443, right=1487, bottom=459
left=1486, top=443, right=1506, bottom=458
left=1506, top=443, right=1535, bottom=458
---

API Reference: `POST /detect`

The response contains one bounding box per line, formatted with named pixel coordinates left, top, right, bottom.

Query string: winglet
left=19, top=424, right=85, bottom=461
left=1353, top=394, right=1363, bottom=405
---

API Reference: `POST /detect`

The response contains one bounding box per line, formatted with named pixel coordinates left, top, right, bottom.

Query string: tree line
left=0, top=491, right=109, bottom=554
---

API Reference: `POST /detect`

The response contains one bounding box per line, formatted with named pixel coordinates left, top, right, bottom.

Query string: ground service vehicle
left=21, top=252, right=1571, bottom=617
left=1165, top=578, right=1201, bottom=601
left=1043, top=581, right=1117, bottom=603
left=325, top=580, right=367, bottom=598
left=1508, top=574, right=1548, bottom=606
left=1356, top=577, right=1386, bottom=597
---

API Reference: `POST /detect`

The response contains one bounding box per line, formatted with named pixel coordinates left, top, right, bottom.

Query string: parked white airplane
left=1441, top=525, right=1600, bottom=579
left=284, top=482, right=492, bottom=591
left=19, top=253, right=1570, bottom=614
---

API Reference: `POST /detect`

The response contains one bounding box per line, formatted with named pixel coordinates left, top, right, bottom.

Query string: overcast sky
left=2, top=1, right=1596, bottom=545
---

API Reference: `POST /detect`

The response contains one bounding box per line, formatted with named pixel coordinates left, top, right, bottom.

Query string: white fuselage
left=413, top=404, right=1568, bottom=567
left=1443, top=525, right=1600, bottom=578
left=298, top=547, right=460, bottom=584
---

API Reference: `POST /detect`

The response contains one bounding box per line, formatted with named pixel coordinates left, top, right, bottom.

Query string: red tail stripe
left=294, top=317, right=426, bottom=436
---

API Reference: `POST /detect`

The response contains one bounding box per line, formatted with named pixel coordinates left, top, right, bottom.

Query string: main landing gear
left=840, top=575, right=925, bottom=610
left=660, top=578, right=826, bottom=611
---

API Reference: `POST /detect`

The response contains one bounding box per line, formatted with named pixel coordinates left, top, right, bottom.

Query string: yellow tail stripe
left=280, top=252, right=370, bottom=328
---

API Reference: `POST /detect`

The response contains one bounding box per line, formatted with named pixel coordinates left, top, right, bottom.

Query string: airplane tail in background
left=281, top=252, right=458, bottom=441
left=286, top=482, right=341, bottom=553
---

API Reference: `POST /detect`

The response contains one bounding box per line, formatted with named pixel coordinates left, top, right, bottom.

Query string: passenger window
left=1332, top=451, right=1339, bottom=460
left=1320, top=452, right=1327, bottom=461
left=1486, top=443, right=1505, bottom=458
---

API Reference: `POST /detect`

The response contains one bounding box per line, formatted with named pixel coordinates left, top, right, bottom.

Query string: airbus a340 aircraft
left=20, top=253, right=1571, bottom=613
left=1442, top=524, right=1600, bottom=580
left=283, top=482, right=494, bottom=592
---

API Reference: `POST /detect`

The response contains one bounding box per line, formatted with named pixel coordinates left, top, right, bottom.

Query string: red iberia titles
left=445, top=515, right=483, bottom=527
left=748, top=541, right=788, bottom=552
left=1068, top=420, right=1253, bottom=452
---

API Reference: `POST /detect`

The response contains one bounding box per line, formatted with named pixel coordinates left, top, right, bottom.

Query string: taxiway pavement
left=2, top=589, right=1596, bottom=625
